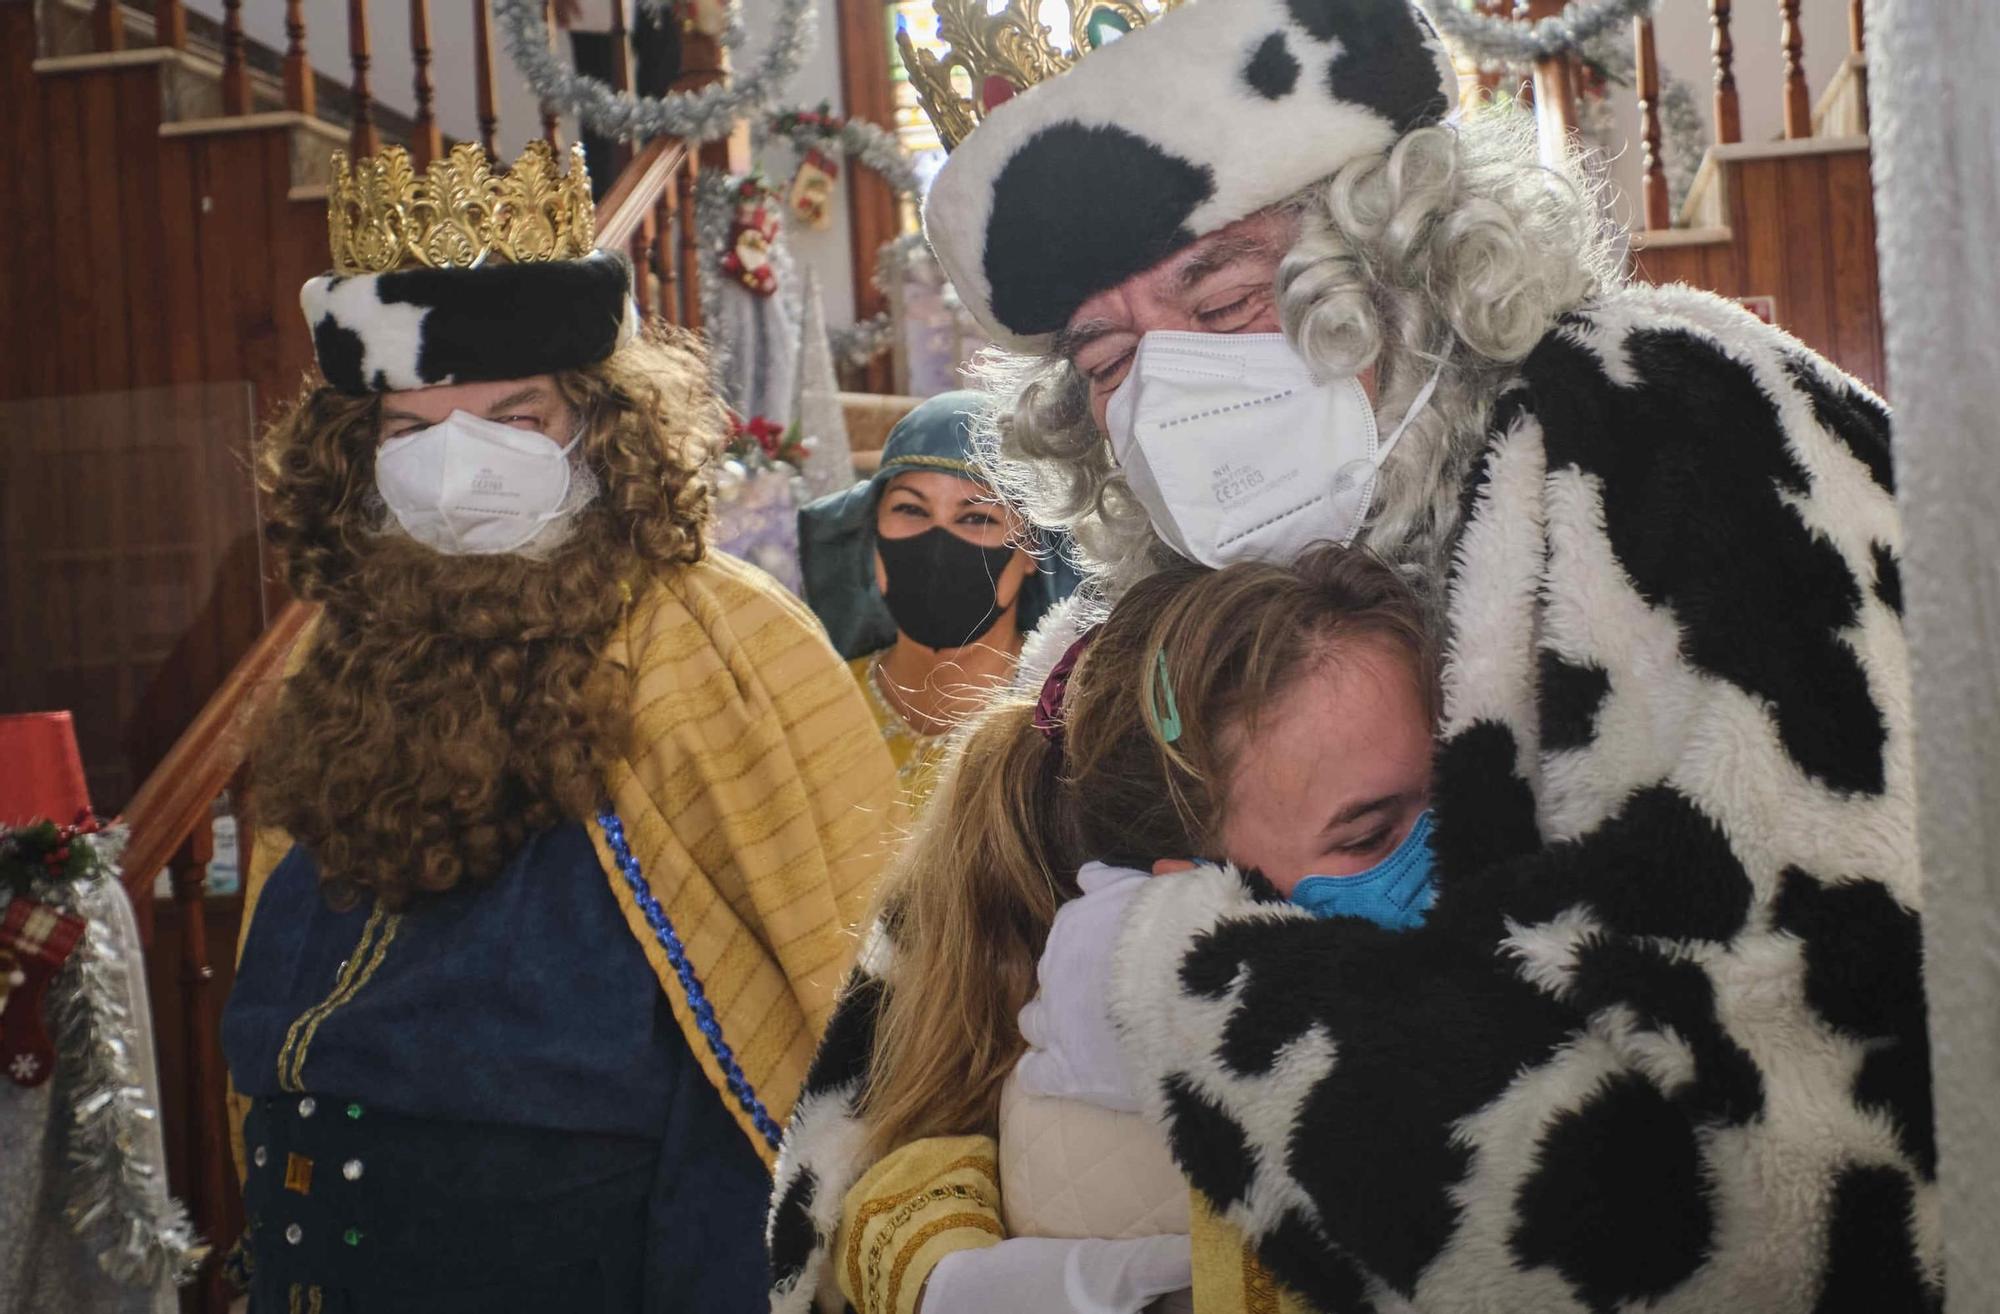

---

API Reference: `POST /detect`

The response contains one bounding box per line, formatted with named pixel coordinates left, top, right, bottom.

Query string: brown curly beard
left=251, top=334, right=718, bottom=909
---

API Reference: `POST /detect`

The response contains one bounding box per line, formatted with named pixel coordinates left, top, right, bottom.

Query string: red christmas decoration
left=720, top=177, right=781, bottom=299
left=0, top=896, right=88, bottom=1087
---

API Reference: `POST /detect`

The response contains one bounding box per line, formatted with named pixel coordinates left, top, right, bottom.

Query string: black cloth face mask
left=876, top=527, right=1018, bottom=651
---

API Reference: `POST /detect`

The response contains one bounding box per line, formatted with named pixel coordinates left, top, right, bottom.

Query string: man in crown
left=769, top=2, right=1935, bottom=1312
left=219, top=141, right=897, bottom=1313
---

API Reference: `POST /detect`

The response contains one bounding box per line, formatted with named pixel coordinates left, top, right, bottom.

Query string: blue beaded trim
left=598, top=807, right=784, bottom=1151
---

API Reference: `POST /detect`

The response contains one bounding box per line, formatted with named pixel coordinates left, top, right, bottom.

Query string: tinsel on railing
left=494, top=0, right=818, bottom=143
left=1433, top=0, right=1658, bottom=73
left=8, top=823, right=209, bottom=1288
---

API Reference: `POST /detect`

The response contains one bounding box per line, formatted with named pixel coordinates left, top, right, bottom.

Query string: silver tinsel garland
left=757, top=109, right=928, bottom=369
left=495, top=0, right=817, bottom=144
left=27, top=829, right=208, bottom=1288
left=1430, top=0, right=1657, bottom=73
left=759, top=109, right=924, bottom=202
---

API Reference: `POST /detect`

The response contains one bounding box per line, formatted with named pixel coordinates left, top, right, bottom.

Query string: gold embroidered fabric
left=838, top=1135, right=1004, bottom=1314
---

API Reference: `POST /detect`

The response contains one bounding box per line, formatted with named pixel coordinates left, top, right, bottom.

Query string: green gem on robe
left=1083, top=7, right=1132, bottom=48
left=343, top=1228, right=363, bottom=1247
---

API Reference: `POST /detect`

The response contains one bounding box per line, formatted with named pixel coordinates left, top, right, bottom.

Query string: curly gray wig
left=972, top=109, right=1619, bottom=610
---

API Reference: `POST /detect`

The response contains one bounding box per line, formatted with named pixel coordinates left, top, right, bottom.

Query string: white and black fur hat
left=300, top=250, right=639, bottom=395
left=922, top=0, right=1454, bottom=353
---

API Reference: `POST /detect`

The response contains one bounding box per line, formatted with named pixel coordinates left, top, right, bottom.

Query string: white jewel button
left=285, top=1224, right=303, bottom=1245
left=342, top=1159, right=364, bottom=1182
left=298, top=1097, right=317, bottom=1118
left=253, top=1146, right=268, bottom=1167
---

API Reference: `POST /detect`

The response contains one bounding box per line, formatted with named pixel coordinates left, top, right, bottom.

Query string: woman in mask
left=799, top=391, right=1080, bottom=821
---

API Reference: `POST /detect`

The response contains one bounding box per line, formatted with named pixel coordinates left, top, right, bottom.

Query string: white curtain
left=1867, top=3, right=2000, bottom=1308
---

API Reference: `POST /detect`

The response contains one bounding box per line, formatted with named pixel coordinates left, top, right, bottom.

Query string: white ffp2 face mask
left=1105, top=332, right=1441, bottom=568
left=373, top=409, right=581, bottom=555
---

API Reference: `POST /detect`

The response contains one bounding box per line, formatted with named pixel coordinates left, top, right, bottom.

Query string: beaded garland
left=596, top=807, right=784, bottom=1152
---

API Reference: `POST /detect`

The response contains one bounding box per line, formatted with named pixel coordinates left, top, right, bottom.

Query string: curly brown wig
left=252, top=331, right=720, bottom=909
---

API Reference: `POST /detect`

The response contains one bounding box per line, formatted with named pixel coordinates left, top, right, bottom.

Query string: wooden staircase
left=1605, top=3, right=1884, bottom=394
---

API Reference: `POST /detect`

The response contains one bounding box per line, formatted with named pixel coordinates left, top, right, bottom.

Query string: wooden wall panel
left=1826, top=149, right=1886, bottom=392
left=1632, top=148, right=1884, bottom=397
left=0, top=32, right=323, bottom=807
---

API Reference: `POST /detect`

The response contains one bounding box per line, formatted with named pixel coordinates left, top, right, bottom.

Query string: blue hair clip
left=1153, top=648, right=1183, bottom=745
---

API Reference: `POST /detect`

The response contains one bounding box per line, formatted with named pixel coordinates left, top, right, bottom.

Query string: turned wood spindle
left=1708, top=0, right=1742, bottom=145
left=1780, top=0, right=1811, bottom=139
left=658, top=170, right=683, bottom=327
left=1634, top=15, right=1670, bottom=231
left=169, top=830, right=229, bottom=1314
left=676, top=159, right=702, bottom=331
left=157, top=0, right=187, bottom=50
left=221, top=0, right=250, bottom=114
left=91, top=0, right=125, bottom=52
left=607, top=0, right=636, bottom=175
left=348, top=0, right=381, bottom=157
left=473, top=0, right=501, bottom=157
left=284, top=0, right=316, bottom=115
left=540, top=0, right=563, bottom=149
left=410, top=0, right=443, bottom=167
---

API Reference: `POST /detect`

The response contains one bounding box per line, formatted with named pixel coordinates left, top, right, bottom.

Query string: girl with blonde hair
left=784, top=545, right=1439, bottom=1314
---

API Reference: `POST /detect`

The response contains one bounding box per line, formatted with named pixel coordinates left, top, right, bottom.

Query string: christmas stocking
left=0, top=897, right=87, bottom=1087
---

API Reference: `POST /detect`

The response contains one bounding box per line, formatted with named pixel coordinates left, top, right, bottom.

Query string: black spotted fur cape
left=766, top=285, right=1939, bottom=1314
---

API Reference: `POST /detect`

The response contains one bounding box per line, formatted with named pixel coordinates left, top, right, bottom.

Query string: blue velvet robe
left=221, top=821, right=772, bottom=1313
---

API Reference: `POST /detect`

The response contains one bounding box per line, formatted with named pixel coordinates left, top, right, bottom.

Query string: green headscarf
left=797, top=390, right=1083, bottom=661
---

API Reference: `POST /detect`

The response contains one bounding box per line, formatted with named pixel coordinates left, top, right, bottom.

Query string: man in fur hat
left=770, top=2, right=1935, bottom=1312
left=221, top=141, right=897, bottom=1313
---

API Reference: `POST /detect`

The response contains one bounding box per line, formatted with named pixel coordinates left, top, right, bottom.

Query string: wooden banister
left=121, top=602, right=315, bottom=900
left=1850, top=0, right=1864, bottom=54
left=1635, top=15, right=1670, bottom=231
left=596, top=137, right=689, bottom=251
left=1780, top=0, right=1810, bottom=138
left=284, top=0, right=315, bottom=115
left=410, top=0, right=442, bottom=167
left=220, top=0, right=249, bottom=114
left=348, top=0, right=381, bottom=156
left=1710, top=0, right=1742, bottom=144
left=473, top=0, right=500, bottom=156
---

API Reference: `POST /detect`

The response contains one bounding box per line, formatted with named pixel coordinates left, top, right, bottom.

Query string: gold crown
left=898, top=0, right=1184, bottom=151
left=326, top=140, right=598, bottom=275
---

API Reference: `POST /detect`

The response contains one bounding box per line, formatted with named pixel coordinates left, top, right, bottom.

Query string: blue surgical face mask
left=1288, top=810, right=1436, bottom=931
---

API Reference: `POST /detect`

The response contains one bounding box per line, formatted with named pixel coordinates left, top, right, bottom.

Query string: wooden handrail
left=596, top=136, right=689, bottom=251
left=120, top=600, right=315, bottom=901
